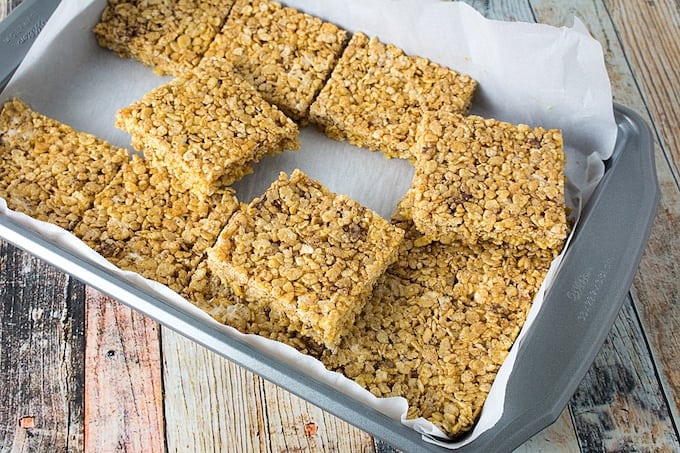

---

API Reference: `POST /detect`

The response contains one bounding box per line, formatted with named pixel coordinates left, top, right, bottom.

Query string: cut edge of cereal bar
left=207, top=169, right=404, bottom=349
left=74, top=154, right=239, bottom=292
left=203, top=0, right=350, bottom=122
left=0, top=97, right=129, bottom=230
left=408, top=111, right=569, bottom=251
left=93, top=0, right=237, bottom=76
left=183, top=260, right=325, bottom=357
left=115, top=59, right=300, bottom=198
left=309, top=31, right=477, bottom=161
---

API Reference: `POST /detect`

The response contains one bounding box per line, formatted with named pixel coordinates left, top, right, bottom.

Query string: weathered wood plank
left=83, top=288, right=165, bottom=453
left=513, top=410, right=578, bottom=453
left=0, top=240, right=85, bottom=453
left=604, top=0, right=680, bottom=179
left=260, top=376, right=375, bottom=452
left=570, top=296, right=680, bottom=451
left=161, top=328, right=375, bottom=452
left=630, top=190, right=680, bottom=424
left=532, top=0, right=680, bottom=443
left=161, top=328, right=264, bottom=452
left=603, top=0, right=680, bottom=429
left=0, top=0, right=20, bottom=20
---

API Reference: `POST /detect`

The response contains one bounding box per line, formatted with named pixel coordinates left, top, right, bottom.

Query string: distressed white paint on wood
left=464, top=0, right=536, bottom=22
left=604, top=0, right=680, bottom=429
left=0, top=243, right=85, bottom=452
left=161, top=328, right=374, bottom=452
left=84, top=289, right=165, bottom=453
left=513, top=410, right=578, bottom=453
left=570, top=297, right=680, bottom=450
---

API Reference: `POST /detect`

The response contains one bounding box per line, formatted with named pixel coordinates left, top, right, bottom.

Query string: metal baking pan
left=0, top=1, right=660, bottom=451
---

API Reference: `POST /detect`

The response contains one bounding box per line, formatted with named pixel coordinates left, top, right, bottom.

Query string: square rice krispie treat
left=0, top=98, right=128, bottom=230
left=321, top=199, right=556, bottom=437
left=309, top=32, right=477, bottom=161
left=116, top=59, right=299, bottom=198
left=408, top=111, right=568, bottom=251
left=207, top=169, right=404, bottom=349
left=93, top=0, right=236, bottom=75
left=74, top=155, right=239, bottom=292
left=203, top=0, right=349, bottom=121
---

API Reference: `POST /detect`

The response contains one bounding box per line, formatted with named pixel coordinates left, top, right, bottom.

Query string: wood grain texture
left=570, top=297, right=680, bottom=451
left=161, top=328, right=375, bottom=452
left=605, top=0, right=680, bottom=428
left=631, top=187, right=680, bottom=424
left=464, top=0, right=536, bottom=22
left=0, top=240, right=85, bottom=453
left=0, top=0, right=19, bottom=20
left=604, top=0, right=680, bottom=179
left=532, top=0, right=680, bottom=444
left=84, top=289, right=164, bottom=453
left=513, top=410, right=578, bottom=453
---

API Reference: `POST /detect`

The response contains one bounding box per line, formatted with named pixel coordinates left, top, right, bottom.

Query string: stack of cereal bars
left=0, top=0, right=569, bottom=438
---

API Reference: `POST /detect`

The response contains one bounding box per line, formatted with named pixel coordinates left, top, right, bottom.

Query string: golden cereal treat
left=207, top=169, right=405, bottom=349
left=93, top=0, right=236, bottom=76
left=183, top=260, right=324, bottom=357
left=308, top=32, right=477, bottom=161
left=0, top=98, right=128, bottom=230
left=203, top=0, right=349, bottom=121
left=116, top=59, right=300, bottom=198
left=74, top=155, right=239, bottom=292
left=321, top=201, right=555, bottom=437
left=408, top=111, right=568, bottom=251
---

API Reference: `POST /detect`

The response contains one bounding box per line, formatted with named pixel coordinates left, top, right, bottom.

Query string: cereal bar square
left=203, top=0, right=349, bottom=121
left=74, top=155, right=239, bottom=292
left=207, top=169, right=404, bottom=349
left=0, top=98, right=128, bottom=230
left=93, top=0, right=236, bottom=75
left=321, top=199, right=556, bottom=437
left=116, top=59, right=299, bottom=198
left=309, top=32, right=477, bottom=161
left=408, top=111, right=568, bottom=251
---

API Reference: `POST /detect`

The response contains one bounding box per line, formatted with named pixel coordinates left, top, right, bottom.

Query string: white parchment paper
left=0, top=0, right=617, bottom=448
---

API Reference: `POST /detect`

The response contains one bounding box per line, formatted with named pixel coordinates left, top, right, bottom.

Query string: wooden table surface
left=1, top=1, right=678, bottom=452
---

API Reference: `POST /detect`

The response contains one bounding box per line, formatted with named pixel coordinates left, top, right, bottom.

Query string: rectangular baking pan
left=0, top=1, right=660, bottom=451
